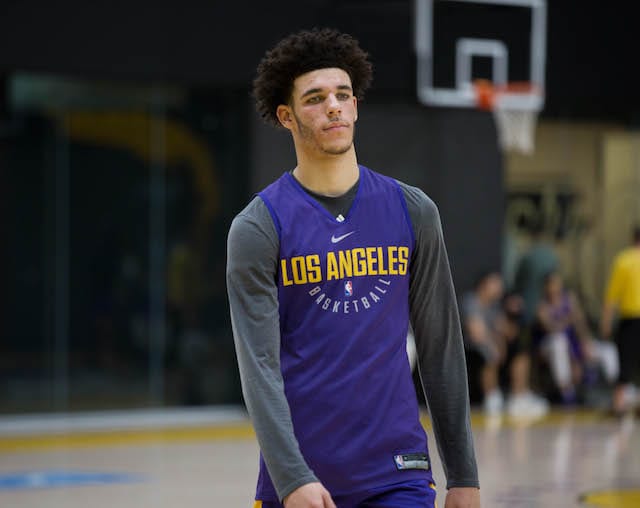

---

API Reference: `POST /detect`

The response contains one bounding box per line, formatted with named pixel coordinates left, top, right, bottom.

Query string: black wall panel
left=0, top=1, right=637, bottom=122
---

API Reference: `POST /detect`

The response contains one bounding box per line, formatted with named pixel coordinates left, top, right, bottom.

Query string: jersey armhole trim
left=394, top=181, right=416, bottom=249
left=257, top=192, right=282, bottom=243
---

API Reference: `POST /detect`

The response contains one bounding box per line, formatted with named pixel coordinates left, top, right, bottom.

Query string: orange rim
left=473, top=80, right=539, bottom=110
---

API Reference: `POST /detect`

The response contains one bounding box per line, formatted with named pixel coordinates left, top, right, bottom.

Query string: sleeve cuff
left=277, top=474, right=321, bottom=503
left=446, top=479, right=481, bottom=489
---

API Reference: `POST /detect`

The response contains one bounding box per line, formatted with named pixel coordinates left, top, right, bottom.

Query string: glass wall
left=1, top=74, right=248, bottom=413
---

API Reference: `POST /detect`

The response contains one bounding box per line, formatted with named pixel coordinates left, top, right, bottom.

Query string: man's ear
left=353, top=96, right=358, bottom=122
left=276, top=105, right=294, bottom=130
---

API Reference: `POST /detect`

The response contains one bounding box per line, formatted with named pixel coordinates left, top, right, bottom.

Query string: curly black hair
left=253, top=27, right=373, bottom=127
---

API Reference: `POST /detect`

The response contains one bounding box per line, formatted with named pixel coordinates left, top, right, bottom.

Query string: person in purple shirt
left=226, top=28, right=480, bottom=508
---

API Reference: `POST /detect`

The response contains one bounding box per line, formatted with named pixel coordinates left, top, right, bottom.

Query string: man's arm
left=600, top=303, right=617, bottom=340
left=226, top=197, right=319, bottom=502
left=398, top=182, right=480, bottom=491
left=601, top=257, right=622, bottom=339
left=568, top=291, right=592, bottom=339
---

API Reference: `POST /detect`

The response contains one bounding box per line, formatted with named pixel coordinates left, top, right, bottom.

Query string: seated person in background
left=534, top=271, right=617, bottom=404
left=461, top=271, right=548, bottom=417
left=461, top=271, right=504, bottom=414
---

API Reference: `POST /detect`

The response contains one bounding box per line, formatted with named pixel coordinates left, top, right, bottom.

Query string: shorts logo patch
left=394, top=453, right=430, bottom=471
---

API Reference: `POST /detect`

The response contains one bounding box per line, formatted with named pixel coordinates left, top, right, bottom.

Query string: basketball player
left=227, top=28, right=480, bottom=508
left=601, top=225, right=640, bottom=415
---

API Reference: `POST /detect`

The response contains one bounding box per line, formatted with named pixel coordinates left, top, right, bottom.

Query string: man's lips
left=323, top=123, right=349, bottom=131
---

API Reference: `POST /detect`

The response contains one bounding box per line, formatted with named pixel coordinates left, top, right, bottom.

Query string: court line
left=0, top=409, right=609, bottom=453
left=466, top=407, right=607, bottom=429
left=0, top=424, right=256, bottom=453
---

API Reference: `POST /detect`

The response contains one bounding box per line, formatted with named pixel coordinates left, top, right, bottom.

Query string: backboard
left=414, top=0, right=546, bottom=112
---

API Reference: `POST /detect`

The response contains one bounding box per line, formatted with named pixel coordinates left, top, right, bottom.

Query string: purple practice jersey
left=256, top=165, right=432, bottom=500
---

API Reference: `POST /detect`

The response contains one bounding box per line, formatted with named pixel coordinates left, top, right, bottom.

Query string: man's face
left=545, top=273, right=563, bottom=298
left=277, top=67, right=358, bottom=157
left=484, top=273, right=504, bottom=302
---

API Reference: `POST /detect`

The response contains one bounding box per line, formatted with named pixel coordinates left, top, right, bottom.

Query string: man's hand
left=444, top=487, right=481, bottom=508
left=283, top=482, right=336, bottom=508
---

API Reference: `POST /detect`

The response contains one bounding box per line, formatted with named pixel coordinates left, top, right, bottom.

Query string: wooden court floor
left=0, top=407, right=638, bottom=507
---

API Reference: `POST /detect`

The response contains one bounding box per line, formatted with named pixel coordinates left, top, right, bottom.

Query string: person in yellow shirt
left=601, top=226, right=640, bottom=414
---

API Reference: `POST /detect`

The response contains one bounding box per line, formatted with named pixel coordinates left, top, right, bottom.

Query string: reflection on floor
left=0, top=407, right=638, bottom=507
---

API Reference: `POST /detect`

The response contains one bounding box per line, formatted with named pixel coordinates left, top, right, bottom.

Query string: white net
left=492, top=92, right=540, bottom=154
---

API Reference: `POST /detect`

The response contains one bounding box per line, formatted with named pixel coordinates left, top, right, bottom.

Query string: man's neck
left=292, top=149, right=359, bottom=197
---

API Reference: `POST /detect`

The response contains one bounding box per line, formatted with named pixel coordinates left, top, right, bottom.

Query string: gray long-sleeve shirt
left=226, top=177, right=479, bottom=502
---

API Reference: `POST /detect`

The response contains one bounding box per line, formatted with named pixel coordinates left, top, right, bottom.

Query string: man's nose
left=326, top=94, right=341, bottom=115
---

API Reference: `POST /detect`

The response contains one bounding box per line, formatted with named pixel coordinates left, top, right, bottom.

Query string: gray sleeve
left=226, top=196, right=319, bottom=501
left=399, top=181, right=480, bottom=489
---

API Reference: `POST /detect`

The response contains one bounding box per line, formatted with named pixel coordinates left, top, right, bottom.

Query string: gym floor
left=0, top=407, right=638, bottom=507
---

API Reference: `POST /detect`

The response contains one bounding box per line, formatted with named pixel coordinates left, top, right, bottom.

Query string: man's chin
left=322, top=142, right=353, bottom=156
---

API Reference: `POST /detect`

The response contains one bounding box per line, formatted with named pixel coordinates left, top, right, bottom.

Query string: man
left=461, top=271, right=548, bottom=417
left=461, top=271, right=505, bottom=413
left=227, top=28, right=480, bottom=508
left=513, top=220, right=559, bottom=326
left=601, top=226, right=640, bottom=415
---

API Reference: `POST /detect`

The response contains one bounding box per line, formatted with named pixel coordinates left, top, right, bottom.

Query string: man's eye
left=307, top=96, right=322, bottom=104
left=337, top=93, right=351, bottom=100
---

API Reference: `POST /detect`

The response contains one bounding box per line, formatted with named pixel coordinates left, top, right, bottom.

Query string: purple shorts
left=255, top=479, right=437, bottom=508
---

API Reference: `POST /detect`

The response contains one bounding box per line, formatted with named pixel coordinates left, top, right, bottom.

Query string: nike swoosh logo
left=331, top=231, right=356, bottom=244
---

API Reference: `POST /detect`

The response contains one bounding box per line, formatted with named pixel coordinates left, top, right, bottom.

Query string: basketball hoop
left=474, top=80, right=541, bottom=155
